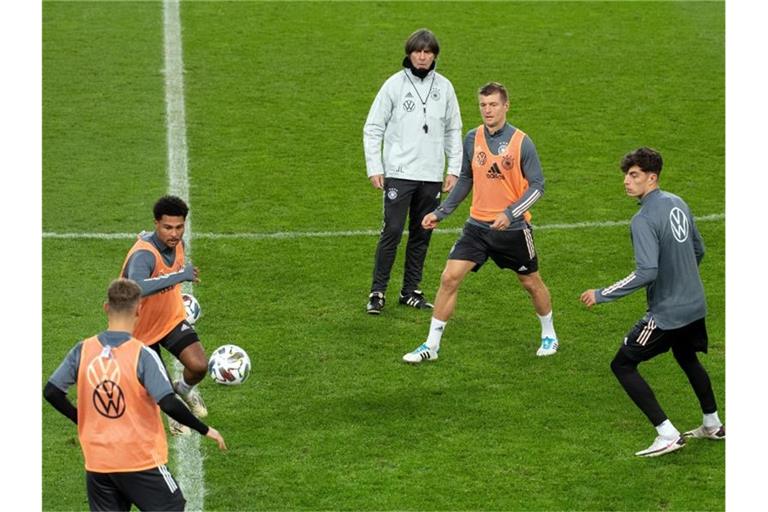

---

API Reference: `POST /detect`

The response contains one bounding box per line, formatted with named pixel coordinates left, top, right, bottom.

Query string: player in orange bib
left=119, top=195, right=208, bottom=435
left=403, top=82, right=560, bottom=363
left=44, top=278, right=226, bottom=511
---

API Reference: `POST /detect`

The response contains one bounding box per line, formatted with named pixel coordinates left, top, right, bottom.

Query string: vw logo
left=669, top=207, right=689, bottom=243
left=403, top=100, right=416, bottom=112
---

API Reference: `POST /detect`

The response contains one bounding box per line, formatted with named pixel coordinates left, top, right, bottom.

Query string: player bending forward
left=580, top=147, right=724, bottom=457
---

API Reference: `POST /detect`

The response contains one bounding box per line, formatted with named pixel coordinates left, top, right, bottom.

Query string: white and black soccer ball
left=208, top=344, right=251, bottom=386
left=182, top=293, right=202, bottom=325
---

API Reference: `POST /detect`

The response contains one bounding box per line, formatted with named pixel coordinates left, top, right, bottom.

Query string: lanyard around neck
left=404, top=70, right=436, bottom=134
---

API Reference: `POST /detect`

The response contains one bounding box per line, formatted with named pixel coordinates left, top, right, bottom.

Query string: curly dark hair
left=153, top=195, right=189, bottom=220
left=620, top=147, right=663, bottom=176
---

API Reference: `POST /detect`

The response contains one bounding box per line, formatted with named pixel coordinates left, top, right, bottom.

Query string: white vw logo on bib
left=669, top=207, right=689, bottom=242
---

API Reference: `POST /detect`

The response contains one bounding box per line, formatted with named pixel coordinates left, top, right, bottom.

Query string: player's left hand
left=192, top=266, right=200, bottom=284
left=580, top=289, right=597, bottom=308
left=443, top=174, right=458, bottom=193
left=490, top=212, right=511, bottom=230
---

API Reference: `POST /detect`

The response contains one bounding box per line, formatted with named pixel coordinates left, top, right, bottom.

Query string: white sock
left=703, top=411, right=722, bottom=429
left=537, top=311, right=556, bottom=339
left=425, top=317, right=447, bottom=350
left=655, top=419, right=679, bottom=439
left=175, top=377, right=194, bottom=394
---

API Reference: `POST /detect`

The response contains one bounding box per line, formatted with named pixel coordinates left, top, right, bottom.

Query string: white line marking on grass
left=163, top=1, right=205, bottom=511
left=42, top=212, right=725, bottom=240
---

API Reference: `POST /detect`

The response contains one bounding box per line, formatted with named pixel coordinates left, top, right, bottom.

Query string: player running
left=120, top=195, right=208, bottom=434
left=580, top=147, right=724, bottom=457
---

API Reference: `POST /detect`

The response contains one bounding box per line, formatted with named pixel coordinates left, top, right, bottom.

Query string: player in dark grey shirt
left=581, top=147, right=724, bottom=457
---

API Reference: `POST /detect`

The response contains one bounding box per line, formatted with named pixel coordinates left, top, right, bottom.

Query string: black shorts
left=448, top=222, right=538, bottom=274
left=86, top=466, right=185, bottom=512
left=620, top=316, right=708, bottom=362
left=154, top=320, right=199, bottom=358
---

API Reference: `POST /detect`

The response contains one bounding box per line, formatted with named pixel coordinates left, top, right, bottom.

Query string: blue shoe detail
left=540, top=337, right=558, bottom=350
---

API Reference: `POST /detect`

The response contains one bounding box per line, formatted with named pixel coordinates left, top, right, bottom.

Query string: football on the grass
left=208, top=344, right=251, bottom=385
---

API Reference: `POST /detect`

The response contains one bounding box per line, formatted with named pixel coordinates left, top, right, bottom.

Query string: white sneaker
left=536, top=336, right=559, bottom=357
left=173, top=380, right=208, bottom=418
left=168, top=415, right=191, bottom=437
left=683, top=425, right=725, bottom=440
left=635, top=435, right=686, bottom=457
left=402, top=343, right=438, bottom=364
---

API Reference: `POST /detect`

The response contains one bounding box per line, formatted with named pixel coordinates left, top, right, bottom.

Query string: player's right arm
left=43, top=342, right=82, bottom=424
left=363, top=79, right=395, bottom=186
left=593, top=215, right=659, bottom=303
left=138, top=348, right=227, bottom=451
left=123, top=250, right=196, bottom=297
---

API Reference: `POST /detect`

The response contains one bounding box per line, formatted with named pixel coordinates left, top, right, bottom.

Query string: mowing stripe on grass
left=42, top=212, right=725, bottom=240
left=163, top=1, right=205, bottom=511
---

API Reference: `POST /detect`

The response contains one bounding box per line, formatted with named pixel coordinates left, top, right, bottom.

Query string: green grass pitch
left=42, top=1, right=724, bottom=510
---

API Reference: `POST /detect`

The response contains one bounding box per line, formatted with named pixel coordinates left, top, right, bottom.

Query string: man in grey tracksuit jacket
left=363, top=28, right=462, bottom=314
left=581, top=147, right=724, bottom=458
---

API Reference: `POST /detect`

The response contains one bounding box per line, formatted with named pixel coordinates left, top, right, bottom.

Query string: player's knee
left=610, top=351, right=635, bottom=376
left=381, top=221, right=405, bottom=239
left=519, top=274, right=545, bottom=295
left=440, top=269, right=462, bottom=291
left=187, top=358, right=208, bottom=379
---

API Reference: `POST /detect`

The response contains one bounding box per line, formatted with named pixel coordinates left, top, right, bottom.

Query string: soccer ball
left=208, top=344, right=251, bottom=386
left=182, top=293, right=202, bottom=325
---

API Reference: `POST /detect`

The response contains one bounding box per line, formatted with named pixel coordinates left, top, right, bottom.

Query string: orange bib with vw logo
left=77, top=336, right=167, bottom=472
left=470, top=126, right=532, bottom=223
left=120, top=238, right=187, bottom=345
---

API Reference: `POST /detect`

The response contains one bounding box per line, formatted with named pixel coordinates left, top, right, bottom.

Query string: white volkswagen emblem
left=669, top=207, right=689, bottom=243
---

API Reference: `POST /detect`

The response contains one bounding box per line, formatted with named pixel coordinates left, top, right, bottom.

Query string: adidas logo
left=181, top=323, right=191, bottom=332
left=405, top=92, right=413, bottom=98
left=518, top=265, right=528, bottom=272
left=486, top=162, right=505, bottom=180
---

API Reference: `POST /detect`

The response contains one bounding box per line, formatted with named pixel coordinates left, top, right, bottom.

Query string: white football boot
left=402, top=343, right=439, bottom=364
left=168, top=415, right=191, bottom=437
left=536, top=336, right=559, bottom=357
left=635, top=435, right=686, bottom=457
left=683, top=425, right=725, bottom=440
left=173, top=380, right=208, bottom=418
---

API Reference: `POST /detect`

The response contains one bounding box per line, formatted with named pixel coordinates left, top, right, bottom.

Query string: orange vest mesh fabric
left=77, top=336, right=168, bottom=472
left=120, top=238, right=186, bottom=345
left=469, top=126, right=532, bottom=223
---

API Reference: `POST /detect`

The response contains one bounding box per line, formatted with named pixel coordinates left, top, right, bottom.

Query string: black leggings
left=610, top=344, right=718, bottom=427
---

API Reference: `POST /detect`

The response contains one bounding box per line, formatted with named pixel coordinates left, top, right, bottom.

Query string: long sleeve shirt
left=434, top=123, right=545, bottom=231
left=596, top=188, right=707, bottom=329
left=363, top=67, right=463, bottom=182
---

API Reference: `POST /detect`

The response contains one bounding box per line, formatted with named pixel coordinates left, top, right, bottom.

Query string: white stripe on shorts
left=158, top=463, right=179, bottom=493
left=523, top=228, right=535, bottom=259
left=637, top=318, right=657, bottom=346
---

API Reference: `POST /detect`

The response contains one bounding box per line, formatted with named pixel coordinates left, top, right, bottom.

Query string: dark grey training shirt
left=597, top=188, right=707, bottom=329
left=48, top=331, right=175, bottom=403
left=433, top=122, right=544, bottom=231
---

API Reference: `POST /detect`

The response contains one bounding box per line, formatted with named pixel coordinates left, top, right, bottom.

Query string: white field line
left=42, top=212, right=725, bottom=241
left=163, top=1, right=204, bottom=511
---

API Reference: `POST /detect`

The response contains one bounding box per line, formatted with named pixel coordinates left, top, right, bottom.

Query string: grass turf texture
left=42, top=1, right=724, bottom=510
